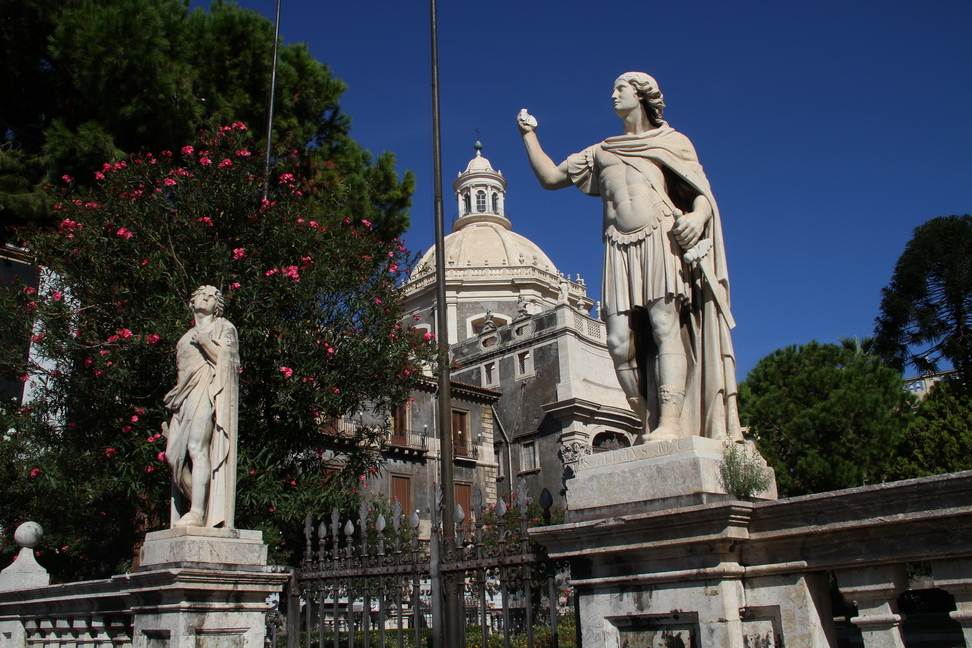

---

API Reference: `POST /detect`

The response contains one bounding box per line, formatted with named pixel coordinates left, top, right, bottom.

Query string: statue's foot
left=632, top=433, right=648, bottom=446
left=174, top=511, right=204, bottom=528
left=647, top=424, right=680, bottom=442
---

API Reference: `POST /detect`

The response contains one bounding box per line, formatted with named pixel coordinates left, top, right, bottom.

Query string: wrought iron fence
left=283, top=478, right=568, bottom=648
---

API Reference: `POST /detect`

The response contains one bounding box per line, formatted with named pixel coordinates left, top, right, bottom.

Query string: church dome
left=413, top=221, right=557, bottom=274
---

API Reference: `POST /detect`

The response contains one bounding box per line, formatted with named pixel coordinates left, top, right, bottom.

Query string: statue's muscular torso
left=595, top=145, right=671, bottom=236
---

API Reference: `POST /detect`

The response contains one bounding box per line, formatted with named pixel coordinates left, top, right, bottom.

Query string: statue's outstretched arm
left=517, top=110, right=572, bottom=190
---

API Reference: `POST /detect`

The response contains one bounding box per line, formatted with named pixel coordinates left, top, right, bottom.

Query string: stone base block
left=139, top=527, right=267, bottom=571
left=566, top=437, right=776, bottom=521
left=127, top=567, right=289, bottom=648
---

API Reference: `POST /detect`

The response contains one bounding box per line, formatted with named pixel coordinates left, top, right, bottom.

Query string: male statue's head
left=189, top=285, right=225, bottom=318
left=616, top=72, right=666, bottom=128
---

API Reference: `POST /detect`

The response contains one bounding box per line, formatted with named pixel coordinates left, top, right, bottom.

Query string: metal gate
left=282, top=478, right=570, bottom=648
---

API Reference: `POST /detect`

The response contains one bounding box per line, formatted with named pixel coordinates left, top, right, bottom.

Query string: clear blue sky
left=200, top=0, right=972, bottom=379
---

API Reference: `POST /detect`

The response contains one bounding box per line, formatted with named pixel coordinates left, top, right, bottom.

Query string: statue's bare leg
left=647, top=297, right=686, bottom=441
left=175, top=415, right=214, bottom=527
left=605, top=310, right=649, bottom=441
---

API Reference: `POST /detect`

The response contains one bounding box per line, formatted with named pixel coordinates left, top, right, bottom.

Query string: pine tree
left=739, top=341, right=915, bottom=497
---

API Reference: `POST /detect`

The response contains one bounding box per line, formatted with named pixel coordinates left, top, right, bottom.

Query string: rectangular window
left=452, top=410, right=469, bottom=457
left=391, top=475, right=412, bottom=517
left=517, top=350, right=531, bottom=376
left=495, top=447, right=504, bottom=478
left=522, top=441, right=537, bottom=471
left=484, top=362, right=496, bottom=386
left=392, top=403, right=408, bottom=446
left=455, top=482, right=473, bottom=533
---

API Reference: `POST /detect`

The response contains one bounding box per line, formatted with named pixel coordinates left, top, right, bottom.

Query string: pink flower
left=280, top=366, right=294, bottom=378
left=116, top=228, right=133, bottom=239
left=141, top=259, right=149, bottom=266
left=374, top=298, right=382, bottom=304
left=163, top=178, right=177, bottom=187
left=18, top=374, right=29, bottom=382
left=99, top=350, right=109, bottom=356
left=107, top=335, right=120, bottom=343
left=423, top=332, right=435, bottom=341
left=95, top=171, right=105, bottom=180
left=31, top=334, right=44, bottom=343
left=145, top=466, right=155, bottom=473
left=26, top=301, right=37, bottom=312
left=230, top=282, right=241, bottom=289
left=265, top=268, right=279, bottom=277
left=118, top=329, right=133, bottom=339
left=361, top=220, right=372, bottom=228
left=157, top=451, right=166, bottom=462
left=181, top=145, right=194, bottom=156
left=29, top=468, right=41, bottom=478
left=146, top=435, right=156, bottom=442
left=105, top=448, right=119, bottom=458
left=146, top=334, right=160, bottom=344
left=121, top=425, right=132, bottom=433
left=232, top=248, right=246, bottom=260
left=197, top=217, right=213, bottom=226
left=235, top=149, right=251, bottom=157
left=332, top=387, right=340, bottom=394
left=232, top=122, right=248, bottom=131
left=131, top=415, right=139, bottom=422
left=282, top=266, right=300, bottom=282
left=23, top=286, right=37, bottom=295
left=309, top=221, right=319, bottom=228
left=84, top=357, right=94, bottom=367
left=200, top=157, right=212, bottom=166
left=249, top=469, right=257, bottom=475
left=62, top=175, right=74, bottom=183
left=218, top=159, right=232, bottom=169
left=93, top=369, right=104, bottom=377
left=278, top=173, right=295, bottom=184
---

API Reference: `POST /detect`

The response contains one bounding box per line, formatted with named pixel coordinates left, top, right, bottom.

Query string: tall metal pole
left=429, top=0, right=457, bottom=644
left=262, top=0, right=283, bottom=202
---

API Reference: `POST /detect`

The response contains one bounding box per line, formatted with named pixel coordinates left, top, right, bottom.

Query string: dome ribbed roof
left=414, top=221, right=557, bottom=275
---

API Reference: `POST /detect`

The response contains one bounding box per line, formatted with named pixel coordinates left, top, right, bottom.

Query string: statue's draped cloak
left=567, top=124, right=741, bottom=440
left=163, top=317, right=239, bottom=527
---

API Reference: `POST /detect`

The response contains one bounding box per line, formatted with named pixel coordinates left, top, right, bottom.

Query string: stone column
left=835, top=565, right=907, bottom=648
left=932, top=558, right=972, bottom=646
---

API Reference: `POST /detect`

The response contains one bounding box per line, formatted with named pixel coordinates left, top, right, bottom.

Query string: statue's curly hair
left=189, top=285, right=225, bottom=317
left=617, top=72, right=666, bottom=127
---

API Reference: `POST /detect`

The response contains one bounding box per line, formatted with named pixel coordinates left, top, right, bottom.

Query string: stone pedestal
left=139, top=527, right=268, bottom=570
left=130, top=528, right=288, bottom=648
left=566, top=437, right=777, bottom=521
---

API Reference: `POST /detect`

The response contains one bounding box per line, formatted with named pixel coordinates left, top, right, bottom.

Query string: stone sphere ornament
left=14, top=521, right=43, bottom=548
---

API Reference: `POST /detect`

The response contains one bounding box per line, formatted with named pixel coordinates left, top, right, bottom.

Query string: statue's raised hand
left=517, top=109, right=538, bottom=134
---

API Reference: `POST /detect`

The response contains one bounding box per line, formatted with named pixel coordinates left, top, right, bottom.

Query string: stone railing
left=0, top=527, right=288, bottom=648
left=535, top=459, right=972, bottom=647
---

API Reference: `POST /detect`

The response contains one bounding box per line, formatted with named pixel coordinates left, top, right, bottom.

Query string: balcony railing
left=388, top=427, right=428, bottom=454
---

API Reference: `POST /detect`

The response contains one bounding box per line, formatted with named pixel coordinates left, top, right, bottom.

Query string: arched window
left=492, top=193, right=499, bottom=214
left=476, top=190, right=486, bottom=213
left=463, top=193, right=471, bottom=215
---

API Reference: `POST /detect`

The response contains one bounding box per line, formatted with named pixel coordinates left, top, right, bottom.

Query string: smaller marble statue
left=162, top=285, right=239, bottom=528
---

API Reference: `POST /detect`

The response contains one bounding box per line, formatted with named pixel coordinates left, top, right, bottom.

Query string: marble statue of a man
left=518, top=73, right=741, bottom=443
left=162, top=285, right=239, bottom=528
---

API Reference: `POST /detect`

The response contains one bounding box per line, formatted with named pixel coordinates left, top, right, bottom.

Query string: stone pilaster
left=932, top=558, right=972, bottom=646
left=835, top=565, right=907, bottom=648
